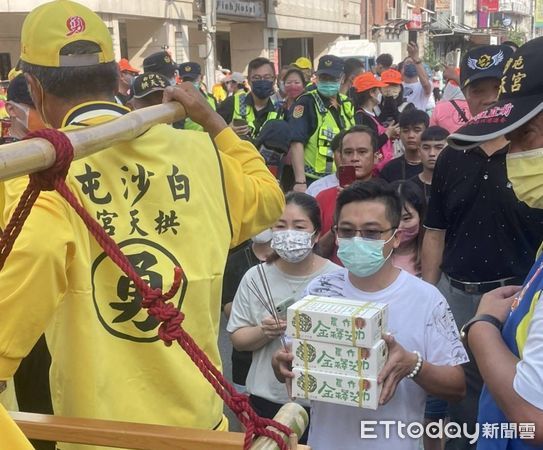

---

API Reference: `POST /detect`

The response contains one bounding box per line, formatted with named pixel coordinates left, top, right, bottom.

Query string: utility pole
left=204, top=0, right=217, bottom=88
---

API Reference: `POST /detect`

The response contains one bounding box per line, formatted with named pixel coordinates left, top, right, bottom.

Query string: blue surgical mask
left=317, top=81, right=341, bottom=98
left=192, top=81, right=201, bottom=90
left=337, top=232, right=396, bottom=278
left=404, top=64, right=418, bottom=78
left=251, top=79, right=275, bottom=99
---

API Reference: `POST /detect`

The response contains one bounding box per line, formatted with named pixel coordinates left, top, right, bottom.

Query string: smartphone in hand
left=338, top=165, right=357, bottom=188
left=275, top=296, right=296, bottom=319
left=233, top=118, right=248, bottom=127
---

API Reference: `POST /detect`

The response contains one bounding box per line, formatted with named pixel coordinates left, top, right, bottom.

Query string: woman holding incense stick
left=227, top=192, right=339, bottom=443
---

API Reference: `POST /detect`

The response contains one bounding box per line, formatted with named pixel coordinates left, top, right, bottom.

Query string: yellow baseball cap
left=293, top=57, right=312, bottom=70
left=20, top=0, right=115, bottom=68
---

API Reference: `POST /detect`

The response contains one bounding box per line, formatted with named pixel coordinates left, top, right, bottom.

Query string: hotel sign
left=217, top=0, right=266, bottom=19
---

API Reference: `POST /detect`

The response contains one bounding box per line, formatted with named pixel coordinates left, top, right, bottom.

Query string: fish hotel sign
left=217, top=0, right=266, bottom=19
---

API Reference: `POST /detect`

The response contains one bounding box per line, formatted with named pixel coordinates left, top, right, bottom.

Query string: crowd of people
left=1, top=1, right=543, bottom=450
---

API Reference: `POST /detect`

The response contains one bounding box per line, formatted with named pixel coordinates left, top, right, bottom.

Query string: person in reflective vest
left=217, top=57, right=280, bottom=141
left=179, top=62, right=217, bottom=132
left=288, top=55, right=354, bottom=192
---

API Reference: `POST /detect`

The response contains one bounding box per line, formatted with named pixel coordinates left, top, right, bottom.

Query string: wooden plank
left=10, top=412, right=311, bottom=450
left=11, top=412, right=242, bottom=450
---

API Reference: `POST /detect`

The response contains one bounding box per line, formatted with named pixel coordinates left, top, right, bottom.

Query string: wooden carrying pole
left=11, top=403, right=310, bottom=450
left=0, top=102, right=186, bottom=181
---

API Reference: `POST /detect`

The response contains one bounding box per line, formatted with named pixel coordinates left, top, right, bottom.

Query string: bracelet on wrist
left=294, top=181, right=307, bottom=185
left=414, top=59, right=422, bottom=64
left=406, top=351, right=423, bottom=379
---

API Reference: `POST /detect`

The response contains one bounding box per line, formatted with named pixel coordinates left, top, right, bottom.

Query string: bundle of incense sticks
left=246, top=264, right=292, bottom=397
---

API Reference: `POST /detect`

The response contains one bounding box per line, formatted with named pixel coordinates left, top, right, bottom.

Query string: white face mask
left=376, top=92, right=383, bottom=104
left=271, top=230, right=315, bottom=263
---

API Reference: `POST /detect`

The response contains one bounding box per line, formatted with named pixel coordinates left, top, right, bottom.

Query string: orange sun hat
left=380, top=69, right=403, bottom=85
left=353, top=72, right=388, bottom=93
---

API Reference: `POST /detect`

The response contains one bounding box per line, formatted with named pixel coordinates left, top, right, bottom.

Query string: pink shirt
left=429, top=99, right=472, bottom=134
left=392, top=252, right=420, bottom=277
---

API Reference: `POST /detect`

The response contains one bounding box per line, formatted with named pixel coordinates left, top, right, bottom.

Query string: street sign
left=407, top=8, right=423, bottom=30
left=435, top=0, right=451, bottom=9
left=217, top=0, right=265, bottom=19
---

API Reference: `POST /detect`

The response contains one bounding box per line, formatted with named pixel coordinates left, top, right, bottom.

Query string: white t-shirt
left=303, top=268, right=468, bottom=450
left=306, top=174, right=339, bottom=198
left=227, top=260, right=339, bottom=403
left=513, top=293, right=543, bottom=409
left=402, top=81, right=431, bottom=112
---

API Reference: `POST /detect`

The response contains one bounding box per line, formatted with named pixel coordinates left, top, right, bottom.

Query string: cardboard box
left=292, top=338, right=388, bottom=378
left=287, top=295, right=388, bottom=348
left=292, top=367, right=381, bottom=410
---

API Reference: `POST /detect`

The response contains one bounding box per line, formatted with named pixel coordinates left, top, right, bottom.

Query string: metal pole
left=204, top=0, right=217, bottom=89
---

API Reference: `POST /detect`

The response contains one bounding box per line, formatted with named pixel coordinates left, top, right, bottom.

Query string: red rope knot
left=141, top=266, right=184, bottom=346
left=24, top=129, right=74, bottom=191
left=229, top=392, right=293, bottom=450
left=229, top=392, right=252, bottom=416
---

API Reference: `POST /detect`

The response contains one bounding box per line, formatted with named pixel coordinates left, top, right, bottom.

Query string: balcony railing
left=499, top=0, right=531, bottom=15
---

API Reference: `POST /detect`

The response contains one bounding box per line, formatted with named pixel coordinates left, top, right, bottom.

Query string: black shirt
left=217, top=93, right=277, bottom=137
left=354, top=110, right=389, bottom=151
left=379, top=155, right=423, bottom=182
left=424, top=145, right=543, bottom=282
left=409, top=174, right=431, bottom=204
left=288, top=92, right=350, bottom=145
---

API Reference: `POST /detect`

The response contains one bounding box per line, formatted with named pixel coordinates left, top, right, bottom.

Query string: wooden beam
left=10, top=411, right=311, bottom=450
left=0, top=102, right=185, bottom=182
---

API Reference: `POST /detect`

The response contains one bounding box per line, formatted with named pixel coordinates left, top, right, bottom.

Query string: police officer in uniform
left=217, top=57, right=280, bottom=142
left=288, top=55, right=355, bottom=192
left=178, top=62, right=217, bottom=131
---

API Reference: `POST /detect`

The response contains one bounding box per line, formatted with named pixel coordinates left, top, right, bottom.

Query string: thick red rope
left=0, top=129, right=293, bottom=450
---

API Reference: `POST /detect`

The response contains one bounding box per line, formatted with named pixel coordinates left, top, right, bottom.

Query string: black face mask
left=251, top=80, right=275, bottom=99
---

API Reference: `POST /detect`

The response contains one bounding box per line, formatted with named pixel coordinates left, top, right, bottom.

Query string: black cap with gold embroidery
left=316, top=55, right=344, bottom=78
left=178, top=62, right=202, bottom=81
left=143, top=51, right=177, bottom=78
left=449, top=37, right=543, bottom=149
left=132, top=72, right=170, bottom=98
left=460, top=45, right=514, bottom=89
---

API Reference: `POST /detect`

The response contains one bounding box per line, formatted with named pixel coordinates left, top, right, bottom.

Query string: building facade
left=0, top=0, right=363, bottom=81
left=0, top=0, right=194, bottom=79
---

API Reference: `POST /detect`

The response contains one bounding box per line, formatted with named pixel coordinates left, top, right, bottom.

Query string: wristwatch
left=460, top=314, right=502, bottom=344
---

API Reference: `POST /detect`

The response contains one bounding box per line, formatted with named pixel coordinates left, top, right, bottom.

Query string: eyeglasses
left=250, top=75, right=275, bottom=82
left=333, top=226, right=396, bottom=240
